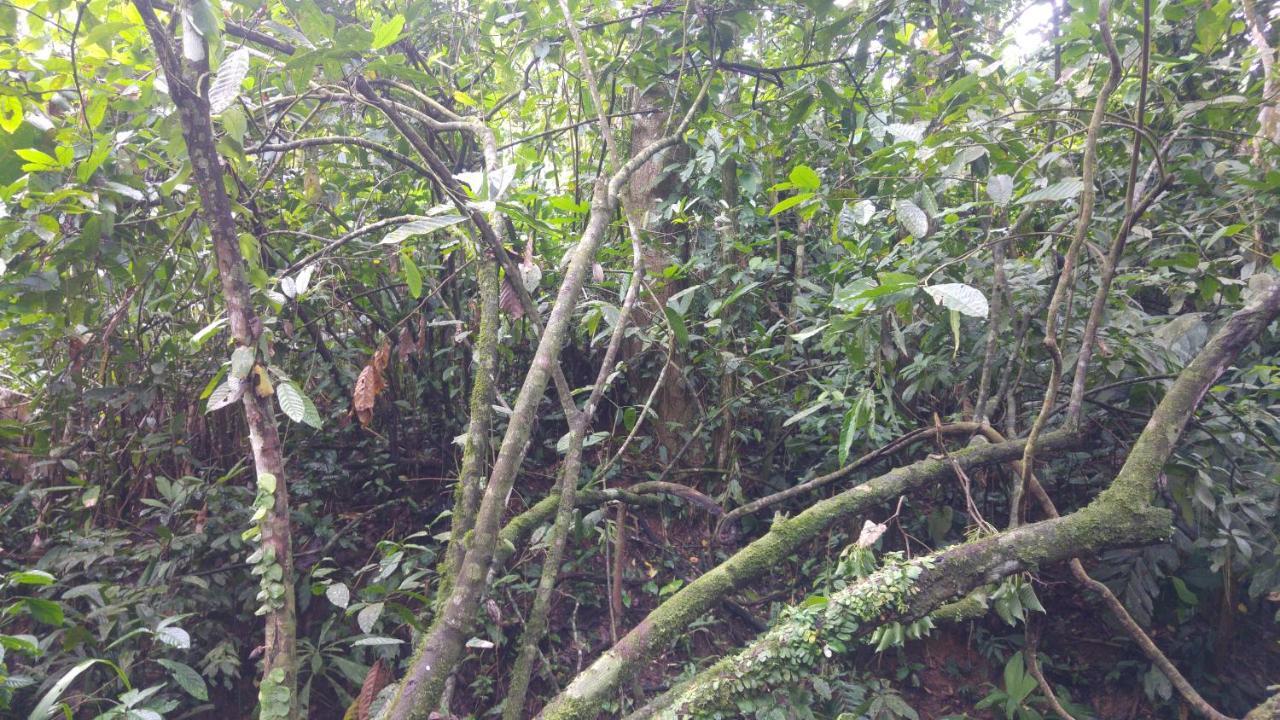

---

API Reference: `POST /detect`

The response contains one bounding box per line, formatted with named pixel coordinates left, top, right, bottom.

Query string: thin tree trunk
left=434, top=253, right=500, bottom=611
left=133, top=2, right=298, bottom=717
left=1016, top=0, right=1123, bottom=526
left=500, top=240, right=645, bottom=717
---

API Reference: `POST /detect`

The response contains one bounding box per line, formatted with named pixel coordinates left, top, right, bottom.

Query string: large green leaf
left=156, top=659, right=209, bottom=701
left=1015, top=177, right=1084, bottom=205
left=28, top=659, right=127, bottom=720
left=276, top=381, right=312, bottom=425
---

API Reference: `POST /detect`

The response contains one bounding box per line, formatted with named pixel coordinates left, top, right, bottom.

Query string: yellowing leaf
left=0, top=95, right=22, bottom=133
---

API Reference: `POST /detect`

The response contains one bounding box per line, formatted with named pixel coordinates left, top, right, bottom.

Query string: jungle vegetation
left=1, top=0, right=1279, bottom=718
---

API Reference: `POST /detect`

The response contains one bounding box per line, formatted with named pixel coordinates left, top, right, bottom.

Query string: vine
left=259, top=667, right=292, bottom=720
left=245, top=473, right=286, bottom=616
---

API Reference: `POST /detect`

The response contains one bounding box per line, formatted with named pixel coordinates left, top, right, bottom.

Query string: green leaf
left=663, top=306, right=689, bottom=349
left=895, top=199, right=928, bottom=237
left=838, top=407, right=858, bottom=465
left=85, top=94, right=108, bottom=129
left=0, top=95, right=23, bottom=133
left=371, top=15, right=405, bottom=50
left=190, top=318, right=228, bottom=349
left=325, top=583, right=350, bottom=609
left=15, top=147, right=59, bottom=171
left=156, top=659, right=209, bottom=701
left=230, top=346, right=255, bottom=379
left=1170, top=576, right=1198, bottom=606
left=851, top=199, right=875, bottom=225
left=28, top=659, right=126, bottom=720
left=276, top=381, right=309, bottom=424
left=220, top=104, right=247, bottom=143
left=357, top=602, right=384, bottom=633
left=1015, top=177, right=1084, bottom=205
left=76, top=139, right=111, bottom=183
left=186, top=0, right=221, bottom=38
left=8, top=570, right=54, bottom=586
left=788, top=164, right=821, bottom=191
left=351, top=636, right=403, bottom=647
left=923, top=283, right=989, bottom=318
left=768, top=192, right=813, bottom=216
left=299, top=391, right=322, bottom=429
left=155, top=625, right=190, bottom=649
left=0, top=634, right=40, bottom=654
left=783, top=401, right=827, bottom=427
left=404, top=255, right=423, bottom=299
left=23, top=598, right=63, bottom=626
left=206, top=379, right=242, bottom=412
left=257, top=472, right=277, bottom=494
left=987, top=174, right=1013, bottom=205
left=1004, top=652, right=1027, bottom=697
left=294, top=265, right=315, bottom=296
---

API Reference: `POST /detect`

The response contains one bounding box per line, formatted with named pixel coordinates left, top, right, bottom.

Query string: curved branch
left=717, top=422, right=987, bottom=531
left=1016, top=0, right=1124, bottom=526
left=1066, top=0, right=1155, bottom=425
left=275, top=215, right=446, bottom=276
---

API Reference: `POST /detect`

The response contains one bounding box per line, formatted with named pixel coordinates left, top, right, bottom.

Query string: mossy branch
left=538, top=431, right=1082, bottom=719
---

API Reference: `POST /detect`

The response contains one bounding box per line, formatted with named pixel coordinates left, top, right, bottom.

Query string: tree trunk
left=373, top=70, right=710, bottom=720
left=133, top=3, right=298, bottom=717
left=434, top=253, right=499, bottom=611
left=623, top=90, right=696, bottom=464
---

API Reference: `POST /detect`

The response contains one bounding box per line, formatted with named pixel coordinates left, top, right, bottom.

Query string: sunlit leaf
left=1015, top=177, right=1084, bottom=205
left=923, top=283, right=989, bottom=318
left=380, top=215, right=467, bottom=245
left=987, top=174, right=1013, bottom=205
left=208, top=48, right=250, bottom=115
left=895, top=199, right=929, bottom=238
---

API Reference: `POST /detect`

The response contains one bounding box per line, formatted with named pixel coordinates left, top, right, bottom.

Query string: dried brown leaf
left=352, top=343, right=391, bottom=427
left=372, top=341, right=391, bottom=372
left=397, top=326, right=415, bottom=362
left=356, top=659, right=392, bottom=720
left=499, top=277, right=524, bottom=318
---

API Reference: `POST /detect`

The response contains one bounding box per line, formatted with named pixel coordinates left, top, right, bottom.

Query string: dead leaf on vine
left=352, top=342, right=391, bottom=427
left=397, top=325, right=415, bottom=363
left=499, top=275, right=524, bottom=318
